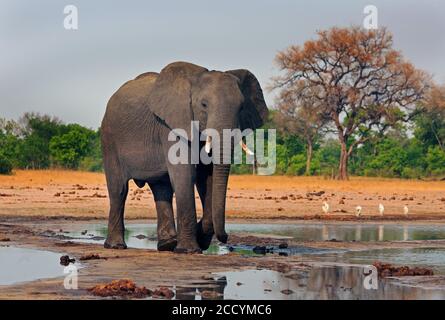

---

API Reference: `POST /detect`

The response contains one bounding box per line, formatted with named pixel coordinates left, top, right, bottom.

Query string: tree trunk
left=305, top=141, right=313, bottom=176
left=338, top=141, right=349, bottom=180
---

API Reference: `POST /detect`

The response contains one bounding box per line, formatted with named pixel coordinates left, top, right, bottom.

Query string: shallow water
left=62, top=222, right=445, bottom=247
left=177, top=267, right=445, bottom=300
left=326, top=247, right=445, bottom=274
left=0, top=247, right=68, bottom=286
left=57, top=222, right=445, bottom=276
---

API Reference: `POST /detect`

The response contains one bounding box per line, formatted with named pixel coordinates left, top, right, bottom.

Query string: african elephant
left=101, top=61, right=268, bottom=253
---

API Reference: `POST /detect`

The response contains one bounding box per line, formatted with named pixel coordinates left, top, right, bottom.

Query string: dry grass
left=229, top=175, right=445, bottom=192
left=1, top=170, right=445, bottom=220
left=2, top=170, right=444, bottom=191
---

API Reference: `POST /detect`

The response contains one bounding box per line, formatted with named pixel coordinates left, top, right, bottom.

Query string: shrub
left=0, top=153, right=13, bottom=175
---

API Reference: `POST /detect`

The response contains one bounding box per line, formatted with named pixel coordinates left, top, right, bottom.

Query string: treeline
left=1, top=108, right=444, bottom=178
left=232, top=108, right=445, bottom=179
left=0, top=113, right=102, bottom=174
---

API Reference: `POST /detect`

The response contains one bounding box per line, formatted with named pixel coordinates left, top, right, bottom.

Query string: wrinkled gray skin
left=101, top=62, right=268, bottom=253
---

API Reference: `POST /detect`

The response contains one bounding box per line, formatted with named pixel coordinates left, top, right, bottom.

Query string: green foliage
left=0, top=152, right=13, bottom=175
left=426, top=146, right=445, bottom=176
left=0, top=114, right=102, bottom=172
left=49, top=124, right=94, bottom=168
left=1, top=104, right=445, bottom=179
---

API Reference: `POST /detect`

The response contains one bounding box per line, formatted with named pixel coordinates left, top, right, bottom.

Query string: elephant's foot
left=174, top=239, right=202, bottom=254
left=157, top=237, right=177, bottom=252
left=196, top=220, right=214, bottom=251
left=104, top=236, right=127, bottom=249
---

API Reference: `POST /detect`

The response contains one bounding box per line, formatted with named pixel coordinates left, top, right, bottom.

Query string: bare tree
left=272, top=26, right=430, bottom=179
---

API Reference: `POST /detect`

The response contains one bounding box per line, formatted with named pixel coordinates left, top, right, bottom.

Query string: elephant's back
left=109, top=72, right=159, bottom=107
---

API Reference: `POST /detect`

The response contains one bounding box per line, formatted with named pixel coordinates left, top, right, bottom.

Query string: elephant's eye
left=201, top=100, right=209, bottom=108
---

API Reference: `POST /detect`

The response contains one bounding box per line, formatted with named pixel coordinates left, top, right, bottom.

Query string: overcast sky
left=1, top=0, right=444, bottom=128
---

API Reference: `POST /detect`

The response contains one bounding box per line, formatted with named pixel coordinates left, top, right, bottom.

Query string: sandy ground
left=1, top=170, right=445, bottom=221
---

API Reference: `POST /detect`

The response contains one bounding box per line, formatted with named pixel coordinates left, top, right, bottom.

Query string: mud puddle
left=0, top=247, right=75, bottom=286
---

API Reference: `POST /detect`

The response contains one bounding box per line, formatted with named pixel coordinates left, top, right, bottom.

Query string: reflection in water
left=0, top=247, right=67, bottom=285
left=176, top=267, right=445, bottom=300
left=355, top=225, right=362, bottom=241
left=378, top=225, right=384, bottom=242
left=403, top=226, right=409, bottom=241
left=329, top=247, right=445, bottom=274
left=63, top=222, right=445, bottom=249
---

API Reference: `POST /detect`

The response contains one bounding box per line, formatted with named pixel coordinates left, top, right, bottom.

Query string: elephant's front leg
left=168, top=164, right=201, bottom=254
left=196, top=163, right=214, bottom=250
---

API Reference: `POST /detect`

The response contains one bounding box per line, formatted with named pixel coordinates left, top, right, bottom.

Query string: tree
left=415, top=84, right=445, bottom=151
left=17, top=113, right=65, bottom=169
left=272, top=26, right=430, bottom=179
left=49, top=124, right=95, bottom=169
left=274, top=91, right=328, bottom=175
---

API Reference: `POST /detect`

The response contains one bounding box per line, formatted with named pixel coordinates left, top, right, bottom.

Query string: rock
left=281, top=289, right=294, bottom=295
left=134, top=234, right=148, bottom=240
left=306, top=191, right=325, bottom=197
left=89, top=279, right=151, bottom=298
left=152, top=287, right=175, bottom=299
left=80, top=254, right=102, bottom=261
left=200, top=290, right=222, bottom=299
left=373, top=261, right=434, bottom=277
left=91, top=192, right=107, bottom=198
left=0, top=237, right=11, bottom=242
left=339, top=199, right=345, bottom=204
left=60, top=255, right=75, bottom=266
left=278, top=243, right=288, bottom=249
left=253, top=246, right=267, bottom=254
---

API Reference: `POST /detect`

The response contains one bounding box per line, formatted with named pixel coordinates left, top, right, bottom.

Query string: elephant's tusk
left=205, top=136, right=212, bottom=153
left=239, top=140, right=254, bottom=156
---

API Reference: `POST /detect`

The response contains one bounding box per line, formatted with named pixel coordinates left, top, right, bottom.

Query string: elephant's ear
left=146, top=62, right=207, bottom=140
left=226, top=69, right=269, bottom=131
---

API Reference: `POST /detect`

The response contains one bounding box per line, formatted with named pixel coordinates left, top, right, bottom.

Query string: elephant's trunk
left=211, top=163, right=230, bottom=243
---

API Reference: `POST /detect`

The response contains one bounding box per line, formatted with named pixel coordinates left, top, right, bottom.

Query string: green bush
left=426, top=146, right=445, bottom=176
left=0, top=153, right=13, bottom=175
left=79, top=156, right=103, bottom=172
left=286, top=154, right=306, bottom=175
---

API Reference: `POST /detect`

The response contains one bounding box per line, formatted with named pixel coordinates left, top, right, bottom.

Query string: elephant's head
left=146, top=61, right=268, bottom=243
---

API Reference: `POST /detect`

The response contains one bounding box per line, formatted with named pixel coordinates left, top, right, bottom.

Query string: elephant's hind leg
left=104, top=175, right=129, bottom=250
left=149, top=180, right=177, bottom=251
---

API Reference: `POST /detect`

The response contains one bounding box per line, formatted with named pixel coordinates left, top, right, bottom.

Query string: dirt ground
left=1, top=170, right=445, bottom=221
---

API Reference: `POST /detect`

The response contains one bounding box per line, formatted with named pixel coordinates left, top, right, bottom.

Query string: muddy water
left=0, top=247, right=68, bottom=286
left=175, top=267, right=445, bottom=300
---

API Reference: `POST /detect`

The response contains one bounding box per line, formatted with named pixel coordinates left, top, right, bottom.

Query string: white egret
left=322, top=201, right=330, bottom=214
left=355, top=206, right=362, bottom=217
left=378, top=203, right=384, bottom=216
left=403, top=205, right=409, bottom=216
